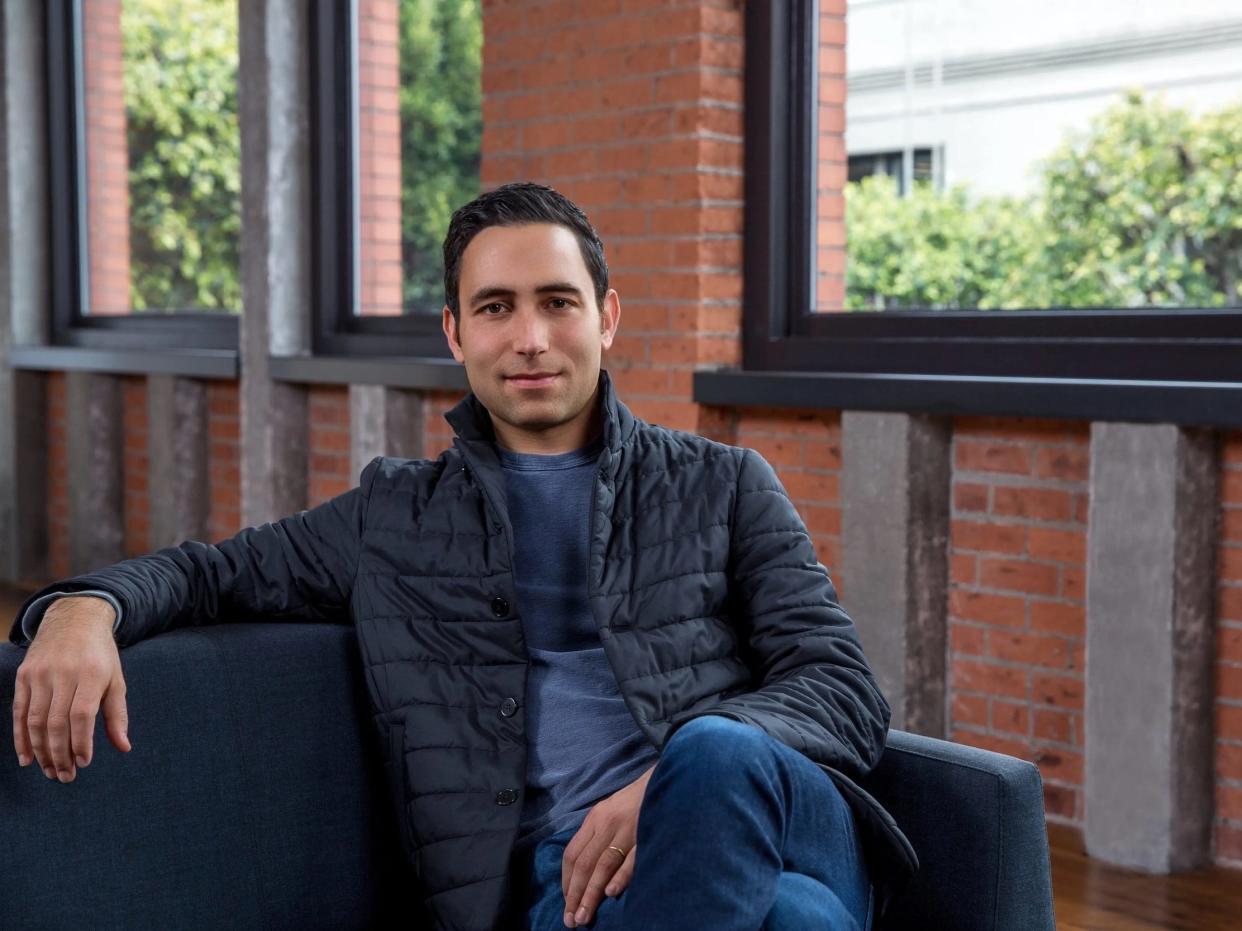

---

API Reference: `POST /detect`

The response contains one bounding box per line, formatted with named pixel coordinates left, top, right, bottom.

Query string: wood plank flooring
left=3, top=585, right=1241, bottom=928
left=1049, top=823, right=1242, bottom=930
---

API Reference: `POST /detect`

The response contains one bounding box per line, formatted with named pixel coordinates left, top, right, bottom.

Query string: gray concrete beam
left=66, top=372, right=125, bottom=574
left=147, top=375, right=209, bottom=548
left=349, top=385, right=425, bottom=480
left=842, top=411, right=952, bottom=736
left=1085, top=423, right=1218, bottom=872
left=0, top=0, right=50, bottom=583
left=237, top=0, right=310, bottom=526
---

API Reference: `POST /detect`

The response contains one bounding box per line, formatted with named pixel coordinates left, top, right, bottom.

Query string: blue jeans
left=507, top=715, right=874, bottom=931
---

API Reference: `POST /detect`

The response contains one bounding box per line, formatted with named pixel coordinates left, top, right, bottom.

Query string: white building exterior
left=843, top=0, right=1242, bottom=197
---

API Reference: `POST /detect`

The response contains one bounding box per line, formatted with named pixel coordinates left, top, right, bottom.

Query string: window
left=46, top=0, right=240, bottom=350
left=738, top=0, right=1242, bottom=390
left=312, top=0, right=482, bottom=357
left=846, top=149, right=935, bottom=193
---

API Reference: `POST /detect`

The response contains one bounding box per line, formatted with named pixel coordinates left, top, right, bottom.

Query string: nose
left=511, top=305, right=549, bottom=356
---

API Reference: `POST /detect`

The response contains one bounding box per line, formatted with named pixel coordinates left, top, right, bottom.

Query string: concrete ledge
left=694, top=369, right=1242, bottom=428
left=270, top=355, right=469, bottom=391
left=10, top=346, right=238, bottom=379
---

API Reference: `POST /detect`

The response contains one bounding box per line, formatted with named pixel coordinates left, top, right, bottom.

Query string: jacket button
left=496, top=788, right=518, bottom=805
left=500, top=697, right=518, bottom=717
left=491, top=596, right=510, bottom=618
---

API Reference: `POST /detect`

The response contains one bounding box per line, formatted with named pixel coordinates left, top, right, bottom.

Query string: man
left=9, top=182, right=915, bottom=930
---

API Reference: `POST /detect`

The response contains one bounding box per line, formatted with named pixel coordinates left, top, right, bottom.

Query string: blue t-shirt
left=499, top=437, right=660, bottom=854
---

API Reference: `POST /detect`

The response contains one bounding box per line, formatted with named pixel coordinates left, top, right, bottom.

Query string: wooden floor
left=3, top=585, right=1241, bottom=928
left=1048, top=823, right=1242, bottom=930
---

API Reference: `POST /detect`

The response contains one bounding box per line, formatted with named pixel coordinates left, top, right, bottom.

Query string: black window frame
left=740, top=0, right=1242, bottom=386
left=44, top=0, right=239, bottom=352
left=308, top=0, right=454, bottom=360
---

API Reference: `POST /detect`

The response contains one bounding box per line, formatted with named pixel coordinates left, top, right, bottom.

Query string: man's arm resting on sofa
left=7, top=456, right=385, bottom=649
left=19, top=590, right=123, bottom=642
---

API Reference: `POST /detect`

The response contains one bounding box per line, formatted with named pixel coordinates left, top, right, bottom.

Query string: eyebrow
left=467, top=282, right=585, bottom=306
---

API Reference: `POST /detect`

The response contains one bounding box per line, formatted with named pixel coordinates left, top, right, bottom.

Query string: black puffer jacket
left=11, top=371, right=916, bottom=930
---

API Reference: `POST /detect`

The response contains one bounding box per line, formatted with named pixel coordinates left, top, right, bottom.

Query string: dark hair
left=442, top=181, right=609, bottom=319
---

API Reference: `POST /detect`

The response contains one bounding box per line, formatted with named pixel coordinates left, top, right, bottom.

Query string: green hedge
left=845, top=91, right=1242, bottom=311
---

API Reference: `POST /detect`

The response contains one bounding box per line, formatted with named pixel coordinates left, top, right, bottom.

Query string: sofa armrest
left=862, top=729, right=1057, bottom=931
left=1, top=623, right=414, bottom=929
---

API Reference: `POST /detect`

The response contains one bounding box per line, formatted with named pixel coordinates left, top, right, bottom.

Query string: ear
left=442, top=305, right=466, bottom=364
left=599, top=289, right=620, bottom=351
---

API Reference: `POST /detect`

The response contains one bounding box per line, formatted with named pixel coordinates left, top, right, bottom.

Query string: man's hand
left=12, top=596, right=132, bottom=782
left=561, top=763, right=655, bottom=928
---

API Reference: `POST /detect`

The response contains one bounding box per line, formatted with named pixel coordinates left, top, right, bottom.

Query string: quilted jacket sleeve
left=670, top=448, right=891, bottom=781
left=8, top=457, right=384, bottom=649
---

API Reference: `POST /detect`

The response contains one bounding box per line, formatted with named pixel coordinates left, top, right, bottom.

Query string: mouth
left=504, top=372, right=560, bottom=388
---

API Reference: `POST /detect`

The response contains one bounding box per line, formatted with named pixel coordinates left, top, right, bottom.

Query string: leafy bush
left=845, top=91, right=1242, bottom=311
left=398, top=0, right=482, bottom=312
left=123, top=0, right=241, bottom=312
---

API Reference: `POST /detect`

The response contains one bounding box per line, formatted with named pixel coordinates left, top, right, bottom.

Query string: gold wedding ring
left=606, top=845, right=628, bottom=858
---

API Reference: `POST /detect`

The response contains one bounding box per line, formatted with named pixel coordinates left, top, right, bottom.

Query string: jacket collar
left=444, top=368, right=635, bottom=459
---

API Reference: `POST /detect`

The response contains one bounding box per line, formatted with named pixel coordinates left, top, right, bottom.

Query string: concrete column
left=841, top=411, right=952, bottom=736
left=349, top=385, right=425, bottom=480
left=0, top=0, right=50, bottom=583
left=147, top=374, right=210, bottom=547
left=66, top=372, right=125, bottom=574
left=237, top=0, right=310, bottom=527
left=1085, top=423, right=1218, bottom=872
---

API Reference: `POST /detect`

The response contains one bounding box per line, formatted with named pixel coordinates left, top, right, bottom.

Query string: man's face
left=443, top=223, right=620, bottom=453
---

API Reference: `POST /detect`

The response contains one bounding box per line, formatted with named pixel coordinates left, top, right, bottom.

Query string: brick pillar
left=817, top=0, right=846, bottom=312
left=480, top=0, right=743, bottom=436
left=82, top=0, right=131, bottom=316
left=357, top=0, right=402, bottom=317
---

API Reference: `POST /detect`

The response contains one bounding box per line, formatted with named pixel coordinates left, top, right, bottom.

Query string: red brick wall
left=206, top=381, right=241, bottom=542
left=947, top=418, right=1090, bottom=823
left=307, top=386, right=352, bottom=505
left=82, top=0, right=131, bottom=316
left=357, top=0, right=403, bottom=317
left=816, top=0, right=847, bottom=313
left=121, top=377, right=149, bottom=557
left=733, top=409, right=845, bottom=584
left=47, top=374, right=70, bottom=580
left=1217, top=431, right=1242, bottom=866
left=482, top=0, right=744, bottom=436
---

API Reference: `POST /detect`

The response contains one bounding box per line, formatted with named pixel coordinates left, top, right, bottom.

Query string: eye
left=548, top=298, right=571, bottom=309
left=480, top=302, right=507, bottom=315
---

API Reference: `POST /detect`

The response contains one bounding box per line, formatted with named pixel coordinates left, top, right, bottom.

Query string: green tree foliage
left=398, top=0, right=482, bottom=312
left=123, top=0, right=241, bottom=312
left=845, top=91, right=1242, bottom=310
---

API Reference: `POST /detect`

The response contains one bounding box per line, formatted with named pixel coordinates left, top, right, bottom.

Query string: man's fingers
left=563, top=836, right=619, bottom=926
left=604, top=847, right=635, bottom=897
left=572, top=863, right=615, bottom=927
left=561, top=823, right=591, bottom=900
left=24, top=673, right=54, bottom=776
left=101, top=676, right=131, bottom=754
left=69, top=674, right=107, bottom=768
left=44, top=672, right=77, bottom=781
left=568, top=846, right=630, bottom=927
left=11, top=673, right=32, bottom=765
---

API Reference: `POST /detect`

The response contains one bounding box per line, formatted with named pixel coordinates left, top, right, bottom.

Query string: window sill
left=693, top=369, right=1242, bottom=429
left=268, top=355, right=469, bottom=391
left=9, top=346, right=238, bottom=379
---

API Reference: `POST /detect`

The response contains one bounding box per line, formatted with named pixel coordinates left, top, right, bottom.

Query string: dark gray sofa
left=1, top=622, right=1056, bottom=929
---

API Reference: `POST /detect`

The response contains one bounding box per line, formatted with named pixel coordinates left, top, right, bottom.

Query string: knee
left=763, top=872, right=862, bottom=931
left=663, top=714, right=769, bottom=769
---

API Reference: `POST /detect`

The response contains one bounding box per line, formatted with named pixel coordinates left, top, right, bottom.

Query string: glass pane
left=82, top=0, right=241, bottom=315
left=355, top=0, right=482, bottom=316
left=819, top=0, right=1242, bottom=312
